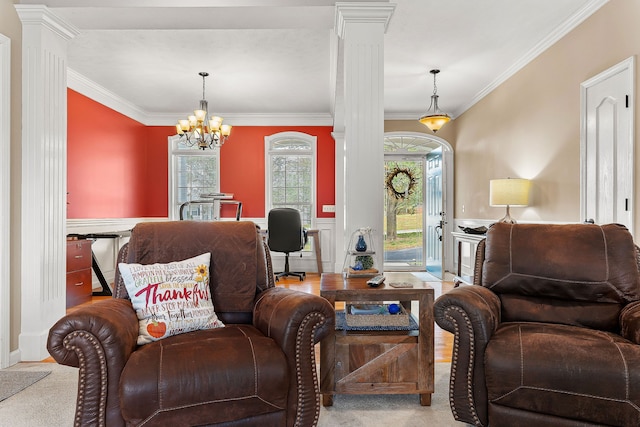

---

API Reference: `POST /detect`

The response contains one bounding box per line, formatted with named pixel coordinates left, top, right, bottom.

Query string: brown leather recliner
left=435, top=222, right=640, bottom=427
left=48, top=221, right=334, bottom=427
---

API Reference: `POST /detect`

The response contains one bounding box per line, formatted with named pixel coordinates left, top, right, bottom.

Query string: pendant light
left=418, top=69, right=450, bottom=133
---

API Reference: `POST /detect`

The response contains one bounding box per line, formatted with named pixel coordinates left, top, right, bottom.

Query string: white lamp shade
left=490, top=179, right=531, bottom=207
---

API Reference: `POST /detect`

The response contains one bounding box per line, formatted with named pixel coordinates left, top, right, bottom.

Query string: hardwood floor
left=48, top=273, right=455, bottom=363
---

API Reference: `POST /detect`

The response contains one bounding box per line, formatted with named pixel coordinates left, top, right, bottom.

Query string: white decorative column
left=335, top=3, right=395, bottom=271
left=16, top=5, right=78, bottom=361
left=332, top=131, right=345, bottom=273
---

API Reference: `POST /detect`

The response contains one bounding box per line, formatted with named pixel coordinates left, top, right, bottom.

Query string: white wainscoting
left=70, top=216, right=581, bottom=291
left=67, top=217, right=339, bottom=289
left=73, top=216, right=575, bottom=288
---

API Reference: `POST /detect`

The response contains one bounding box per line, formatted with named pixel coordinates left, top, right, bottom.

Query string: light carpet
left=318, top=362, right=464, bottom=426
left=0, top=363, right=76, bottom=427
left=0, top=362, right=466, bottom=426
left=0, top=369, right=50, bottom=403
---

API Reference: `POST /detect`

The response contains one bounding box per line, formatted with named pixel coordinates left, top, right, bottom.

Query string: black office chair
left=267, top=208, right=308, bottom=281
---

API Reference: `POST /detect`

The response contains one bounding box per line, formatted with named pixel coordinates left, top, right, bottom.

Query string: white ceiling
left=18, top=0, right=607, bottom=126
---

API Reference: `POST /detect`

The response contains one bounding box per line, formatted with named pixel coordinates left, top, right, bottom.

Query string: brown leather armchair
left=435, top=223, right=640, bottom=427
left=48, top=221, right=334, bottom=427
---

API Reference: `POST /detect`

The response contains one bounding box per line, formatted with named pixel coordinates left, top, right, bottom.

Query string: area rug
left=318, top=362, right=462, bottom=426
left=0, top=363, right=77, bottom=427
left=411, top=271, right=442, bottom=282
left=0, top=362, right=464, bottom=426
left=0, top=369, right=50, bottom=403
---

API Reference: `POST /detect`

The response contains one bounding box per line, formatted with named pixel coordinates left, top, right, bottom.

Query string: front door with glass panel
left=383, top=135, right=445, bottom=278
left=384, top=157, right=425, bottom=270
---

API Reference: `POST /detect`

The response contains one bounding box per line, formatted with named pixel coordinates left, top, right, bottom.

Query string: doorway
left=580, top=56, right=635, bottom=233
left=383, top=133, right=453, bottom=278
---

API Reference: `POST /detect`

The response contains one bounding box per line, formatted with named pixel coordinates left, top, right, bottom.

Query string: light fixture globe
left=418, top=69, right=451, bottom=133
left=419, top=111, right=450, bottom=132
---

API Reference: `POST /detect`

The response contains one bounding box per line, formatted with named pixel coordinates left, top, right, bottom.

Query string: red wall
left=219, top=126, right=336, bottom=219
left=67, top=89, right=150, bottom=218
left=67, top=89, right=335, bottom=220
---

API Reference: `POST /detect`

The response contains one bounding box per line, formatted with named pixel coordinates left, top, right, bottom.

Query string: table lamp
left=489, top=178, right=531, bottom=224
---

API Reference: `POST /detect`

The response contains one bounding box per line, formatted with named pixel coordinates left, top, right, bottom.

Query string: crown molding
left=15, top=5, right=80, bottom=40
left=145, top=112, right=334, bottom=127
left=335, top=2, right=396, bottom=38
left=68, top=69, right=334, bottom=127
left=67, top=69, right=149, bottom=124
left=452, top=0, right=609, bottom=118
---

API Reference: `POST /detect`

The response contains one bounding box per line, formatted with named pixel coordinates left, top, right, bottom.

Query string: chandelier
left=418, top=69, right=451, bottom=133
left=176, top=72, right=231, bottom=150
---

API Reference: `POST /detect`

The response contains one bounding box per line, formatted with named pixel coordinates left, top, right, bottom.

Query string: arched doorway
left=383, top=132, right=454, bottom=278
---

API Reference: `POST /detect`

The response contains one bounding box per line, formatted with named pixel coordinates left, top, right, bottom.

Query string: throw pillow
left=118, top=252, right=224, bottom=345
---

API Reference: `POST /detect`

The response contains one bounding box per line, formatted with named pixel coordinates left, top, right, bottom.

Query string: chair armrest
left=47, top=298, right=139, bottom=427
left=253, top=287, right=334, bottom=427
left=620, top=300, right=640, bottom=344
left=253, top=287, right=335, bottom=348
left=434, top=285, right=501, bottom=427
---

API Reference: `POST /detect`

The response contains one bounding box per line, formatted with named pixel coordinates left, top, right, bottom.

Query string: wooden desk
left=319, top=272, right=434, bottom=406
left=67, top=231, right=131, bottom=296
left=66, top=239, right=92, bottom=307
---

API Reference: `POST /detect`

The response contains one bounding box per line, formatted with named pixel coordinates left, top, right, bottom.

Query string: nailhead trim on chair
left=294, top=312, right=326, bottom=427
left=444, top=306, right=483, bottom=427
left=253, top=289, right=328, bottom=427
left=63, top=330, right=109, bottom=427
left=262, top=238, right=276, bottom=290
left=114, top=243, right=129, bottom=299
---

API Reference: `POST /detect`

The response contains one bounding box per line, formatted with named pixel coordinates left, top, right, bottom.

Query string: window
left=265, top=132, right=316, bottom=228
left=168, top=136, right=220, bottom=220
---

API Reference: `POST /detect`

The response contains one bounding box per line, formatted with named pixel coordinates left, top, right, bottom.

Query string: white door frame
left=0, top=33, right=11, bottom=368
left=580, top=56, right=635, bottom=234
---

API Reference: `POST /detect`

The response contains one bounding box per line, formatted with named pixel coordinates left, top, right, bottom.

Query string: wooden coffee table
left=319, top=272, right=434, bottom=406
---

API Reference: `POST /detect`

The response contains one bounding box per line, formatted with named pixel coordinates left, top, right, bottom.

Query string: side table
left=319, top=272, right=434, bottom=406
left=451, top=231, right=485, bottom=286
